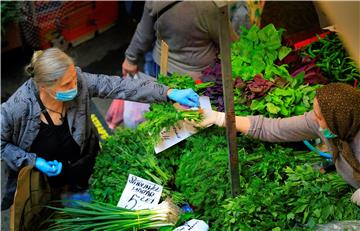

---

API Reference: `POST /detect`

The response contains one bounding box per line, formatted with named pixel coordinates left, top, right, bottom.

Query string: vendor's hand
left=35, top=157, right=62, bottom=177
left=167, top=89, right=199, bottom=107
left=351, top=188, right=360, bottom=206
left=190, top=110, right=225, bottom=128
left=122, top=58, right=138, bottom=76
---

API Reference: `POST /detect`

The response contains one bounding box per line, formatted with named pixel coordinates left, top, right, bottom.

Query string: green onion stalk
left=44, top=198, right=182, bottom=231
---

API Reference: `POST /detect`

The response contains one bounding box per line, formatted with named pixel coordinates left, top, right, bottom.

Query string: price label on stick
left=117, top=174, right=163, bottom=210
left=154, top=96, right=212, bottom=153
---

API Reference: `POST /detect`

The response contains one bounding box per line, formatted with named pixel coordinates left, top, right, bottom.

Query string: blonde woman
left=1, top=48, right=199, bottom=209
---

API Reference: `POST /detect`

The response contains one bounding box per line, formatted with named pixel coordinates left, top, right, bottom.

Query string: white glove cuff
left=214, top=112, right=226, bottom=127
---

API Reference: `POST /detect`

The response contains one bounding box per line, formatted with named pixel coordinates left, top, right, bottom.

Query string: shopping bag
left=10, top=166, right=52, bottom=231
left=123, top=100, right=150, bottom=129
left=105, top=99, right=124, bottom=130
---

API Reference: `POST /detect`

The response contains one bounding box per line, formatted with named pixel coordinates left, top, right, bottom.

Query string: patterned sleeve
left=78, top=68, right=169, bottom=103
left=1, top=101, right=36, bottom=171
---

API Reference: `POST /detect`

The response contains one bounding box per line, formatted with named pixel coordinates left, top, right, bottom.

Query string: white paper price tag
left=155, top=96, right=212, bottom=153
left=117, top=174, right=163, bottom=210
left=173, top=219, right=209, bottom=231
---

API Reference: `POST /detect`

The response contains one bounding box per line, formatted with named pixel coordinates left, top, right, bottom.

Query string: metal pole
left=218, top=5, right=240, bottom=197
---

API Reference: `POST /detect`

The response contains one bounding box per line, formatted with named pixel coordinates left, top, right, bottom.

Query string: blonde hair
left=25, top=48, right=74, bottom=87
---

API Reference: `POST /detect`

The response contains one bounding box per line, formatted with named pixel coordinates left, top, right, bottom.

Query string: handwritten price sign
left=173, top=219, right=209, bottom=231
left=117, top=174, right=163, bottom=210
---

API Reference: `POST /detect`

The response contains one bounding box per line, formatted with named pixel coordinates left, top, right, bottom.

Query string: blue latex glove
left=35, top=157, right=62, bottom=177
left=167, top=89, right=199, bottom=107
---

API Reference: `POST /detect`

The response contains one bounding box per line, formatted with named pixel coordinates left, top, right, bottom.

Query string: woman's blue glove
left=35, top=157, right=62, bottom=177
left=167, top=89, right=199, bottom=107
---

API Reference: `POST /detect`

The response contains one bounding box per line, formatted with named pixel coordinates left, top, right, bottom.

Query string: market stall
left=4, top=1, right=360, bottom=230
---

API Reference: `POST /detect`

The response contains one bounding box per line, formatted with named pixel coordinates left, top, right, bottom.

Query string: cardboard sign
left=117, top=174, right=163, bottom=210
left=154, top=96, right=211, bottom=153
left=173, top=219, right=209, bottom=231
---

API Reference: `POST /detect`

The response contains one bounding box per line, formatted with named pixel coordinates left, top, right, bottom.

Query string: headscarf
left=316, top=83, right=360, bottom=180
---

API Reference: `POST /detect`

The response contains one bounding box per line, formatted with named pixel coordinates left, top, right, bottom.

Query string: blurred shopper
left=117, top=1, right=237, bottom=129
left=122, top=1, right=236, bottom=80
left=1, top=48, right=199, bottom=210
left=194, top=83, right=360, bottom=205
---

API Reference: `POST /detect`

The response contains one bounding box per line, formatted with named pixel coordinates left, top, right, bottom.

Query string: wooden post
left=218, top=5, right=240, bottom=197
left=160, top=40, right=169, bottom=75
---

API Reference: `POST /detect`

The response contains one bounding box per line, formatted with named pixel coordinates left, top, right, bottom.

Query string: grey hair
left=25, top=48, right=74, bottom=87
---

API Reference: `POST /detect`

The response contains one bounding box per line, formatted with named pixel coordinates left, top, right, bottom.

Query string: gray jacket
left=125, top=1, right=220, bottom=78
left=248, top=111, right=360, bottom=189
left=1, top=68, right=168, bottom=208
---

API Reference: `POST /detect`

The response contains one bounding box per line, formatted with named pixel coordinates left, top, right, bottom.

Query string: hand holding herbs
left=138, top=103, right=203, bottom=144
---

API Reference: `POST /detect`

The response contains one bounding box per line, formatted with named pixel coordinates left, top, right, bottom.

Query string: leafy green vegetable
left=231, top=24, right=292, bottom=82
left=250, top=84, right=322, bottom=117
left=158, top=73, right=214, bottom=92
left=218, top=165, right=359, bottom=230
left=138, top=103, right=203, bottom=145
left=175, top=127, right=233, bottom=223
left=90, top=128, right=173, bottom=205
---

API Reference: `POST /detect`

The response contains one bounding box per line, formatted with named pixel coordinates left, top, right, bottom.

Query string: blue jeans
left=143, top=52, right=160, bottom=77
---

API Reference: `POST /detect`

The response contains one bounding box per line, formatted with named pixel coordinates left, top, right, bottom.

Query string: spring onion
left=44, top=198, right=181, bottom=231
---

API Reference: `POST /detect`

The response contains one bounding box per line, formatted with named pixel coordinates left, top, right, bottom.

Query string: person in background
left=116, top=1, right=238, bottom=129
left=122, top=1, right=235, bottom=80
left=1, top=48, right=199, bottom=210
left=194, top=83, right=360, bottom=205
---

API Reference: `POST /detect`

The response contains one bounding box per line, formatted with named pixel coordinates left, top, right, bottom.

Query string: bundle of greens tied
left=138, top=103, right=203, bottom=145
left=44, top=198, right=182, bottom=231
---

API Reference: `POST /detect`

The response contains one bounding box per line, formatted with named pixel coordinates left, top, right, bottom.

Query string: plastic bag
left=123, top=100, right=150, bottom=129
left=105, top=99, right=124, bottom=130
left=316, top=220, right=360, bottom=230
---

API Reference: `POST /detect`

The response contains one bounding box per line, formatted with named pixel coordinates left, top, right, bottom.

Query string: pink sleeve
left=247, top=111, right=320, bottom=142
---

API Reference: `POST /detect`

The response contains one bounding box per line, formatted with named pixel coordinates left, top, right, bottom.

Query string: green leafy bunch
left=218, top=165, right=359, bottom=230
left=231, top=24, right=292, bottom=81
left=90, top=128, right=173, bottom=205
left=211, top=145, right=322, bottom=230
left=175, top=127, right=233, bottom=222
left=250, top=84, right=322, bottom=117
left=138, top=103, right=203, bottom=145
left=158, top=73, right=214, bottom=92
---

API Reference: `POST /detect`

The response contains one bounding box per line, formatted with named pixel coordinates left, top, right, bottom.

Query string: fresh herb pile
left=175, top=128, right=359, bottom=230
left=218, top=165, right=359, bottom=230
left=90, top=128, right=173, bottom=205
left=175, top=127, right=233, bottom=222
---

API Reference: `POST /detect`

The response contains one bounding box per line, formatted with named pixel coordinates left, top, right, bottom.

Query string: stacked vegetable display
left=202, top=24, right=359, bottom=116
left=49, top=24, right=360, bottom=230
